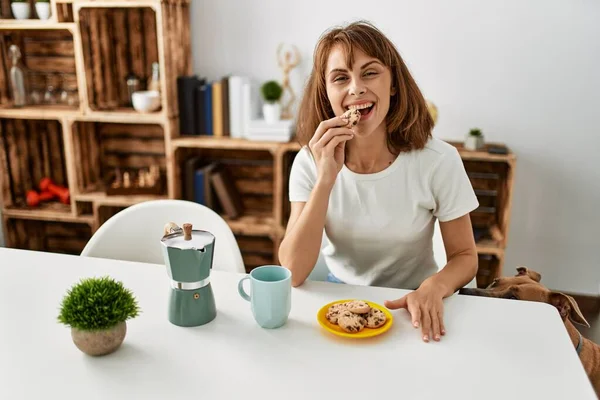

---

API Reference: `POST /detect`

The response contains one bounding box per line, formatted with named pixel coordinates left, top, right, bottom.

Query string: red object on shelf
left=39, top=177, right=70, bottom=204
left=26, top=190, right=57, bottom=207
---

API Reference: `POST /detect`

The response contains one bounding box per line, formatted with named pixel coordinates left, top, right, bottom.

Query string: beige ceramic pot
left=71, top=321, right=127, bottom=356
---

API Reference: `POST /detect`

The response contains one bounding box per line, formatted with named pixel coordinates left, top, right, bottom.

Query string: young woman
left=278, top=21, right=479, bottom=343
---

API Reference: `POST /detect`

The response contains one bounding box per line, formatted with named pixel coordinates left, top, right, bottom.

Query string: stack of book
left=183, top=156, right=244, bottom=219
left=177, top=75, right=295, bottom=142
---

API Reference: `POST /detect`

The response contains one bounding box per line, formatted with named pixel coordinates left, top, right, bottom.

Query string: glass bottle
left=126, top=73, right=140, bottom=106
left=9, top=45, right=26, bottom=107
left=148, top=62, right=160, bottom=93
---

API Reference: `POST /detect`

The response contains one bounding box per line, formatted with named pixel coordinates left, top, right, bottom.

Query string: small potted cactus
left=57, top=276, right=140, bottom=356
left=261, top=80, right=283, bottom=124
left=35, top=0, right=51, bottom=20
left=11, top=0, right=30, bottom=20
left=465, top=128, right=485, bottom=151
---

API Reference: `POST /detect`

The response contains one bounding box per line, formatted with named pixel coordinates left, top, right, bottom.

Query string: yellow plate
left=317, top=299, right=393, bottom=339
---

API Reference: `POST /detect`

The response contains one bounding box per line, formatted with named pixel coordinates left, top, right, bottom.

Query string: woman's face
left=325, top=45, right=393, bottom=137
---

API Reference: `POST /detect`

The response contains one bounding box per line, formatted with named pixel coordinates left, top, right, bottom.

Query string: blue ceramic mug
left=238, top=265, right=292, bottom=329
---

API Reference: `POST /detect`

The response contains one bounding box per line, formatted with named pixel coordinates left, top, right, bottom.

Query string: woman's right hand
left=308, top=115, right=354, bottom=187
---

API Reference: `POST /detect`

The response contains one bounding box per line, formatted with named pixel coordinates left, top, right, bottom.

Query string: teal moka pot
left=160, top=223, right=217, bottom=327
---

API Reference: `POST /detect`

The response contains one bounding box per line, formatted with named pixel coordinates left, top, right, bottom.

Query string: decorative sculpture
left=277, top=43, right=301, bottom=120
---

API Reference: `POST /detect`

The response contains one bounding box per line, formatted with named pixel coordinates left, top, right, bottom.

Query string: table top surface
left=0, top=247, right=595, bottom=400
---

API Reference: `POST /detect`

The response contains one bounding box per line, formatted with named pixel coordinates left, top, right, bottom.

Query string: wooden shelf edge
left=74, top=192, right=168, bottom=207
left=173, top=136, right=300, bottom=152
left=223, top=214, right=275, bottom=236
left=0, top=20, right=76, bottom=30
left=476, top=240, right=504, bottom=257
left=0, top=106, right=81, bottom=120
left=73, top=109, right=167, bottom=124
left=2, top=207, right=93, bottom=224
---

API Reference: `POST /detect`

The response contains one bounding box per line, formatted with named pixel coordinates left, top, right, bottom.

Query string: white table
left=0, top=248, right=595, bottom=399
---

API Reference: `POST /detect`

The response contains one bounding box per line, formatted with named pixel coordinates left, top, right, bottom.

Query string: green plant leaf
left=261, top=80, right=283, bottom=102
left=57, top=276, right=140, bottom=331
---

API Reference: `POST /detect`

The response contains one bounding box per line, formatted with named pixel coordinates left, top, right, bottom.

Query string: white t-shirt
left=288, top=137, right=479, bottom=290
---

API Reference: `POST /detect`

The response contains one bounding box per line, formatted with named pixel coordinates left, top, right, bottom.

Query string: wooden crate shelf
left=71, top=121, right=167, bottom=197
left=3, top=217, right=92, bottom=254
left=237, top=235, right=276, bottom=273
left=77, top=6, right=159, bottom=112
left=0, top=118, right=70, bottom=211
left=0, top=28, right=79, bottom=108
left=75, top=0, right=191, bottom=117
left=0, top=0, right=190, bottom=256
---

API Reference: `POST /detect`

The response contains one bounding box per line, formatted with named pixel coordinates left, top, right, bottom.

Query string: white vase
left=35, top=2, right=51, bottom=20
left=11, top=3, right=31, bottom=19
left=263, top=102, right=281, bottom=124
left=464, top=134, right=484, bottom=151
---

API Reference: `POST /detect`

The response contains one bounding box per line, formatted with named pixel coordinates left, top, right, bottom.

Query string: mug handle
left=238, top=276, right=251, bottom=302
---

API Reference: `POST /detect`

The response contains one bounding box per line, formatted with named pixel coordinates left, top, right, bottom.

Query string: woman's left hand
left=384, top=281, right=446, bottom=342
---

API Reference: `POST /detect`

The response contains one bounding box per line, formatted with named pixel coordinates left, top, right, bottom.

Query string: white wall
left=190, top=0, right=600, bottom=294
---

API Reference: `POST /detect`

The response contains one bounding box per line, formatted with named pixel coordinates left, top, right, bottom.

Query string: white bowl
left=132, top=90, right=161, bottom=113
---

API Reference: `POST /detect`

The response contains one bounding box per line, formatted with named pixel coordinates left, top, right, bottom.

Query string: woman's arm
left=421, top=214, right=478, bottom=297
left=385, top=213, right=478, bottom=342
left=278, top=180, right=333, bottom=287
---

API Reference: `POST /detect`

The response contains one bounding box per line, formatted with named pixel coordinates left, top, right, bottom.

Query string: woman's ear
left=390, top=85, right=396, bottom=96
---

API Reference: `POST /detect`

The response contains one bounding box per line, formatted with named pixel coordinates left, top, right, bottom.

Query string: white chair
left=80, top=199, right=245, bottom=273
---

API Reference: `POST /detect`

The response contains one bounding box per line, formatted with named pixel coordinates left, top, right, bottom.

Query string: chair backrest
left=80, top=199, right=245, bottom=273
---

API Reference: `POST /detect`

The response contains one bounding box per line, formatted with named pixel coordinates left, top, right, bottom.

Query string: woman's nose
left=349, top=80, right=366, bottom=96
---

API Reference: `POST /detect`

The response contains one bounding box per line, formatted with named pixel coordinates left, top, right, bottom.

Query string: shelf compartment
left=237, top=235, right=276, bottom=273
left=176, top=147, right=275, bottom=232
left=4, top=217, right=92, bottom=255
left=0, top=28, right=79, bottom=108
left=475, top=254, right=502, bottom=288
left=57, top=2, right=75, bottom=23
left=465, top=160, right=512, bottom=236
left=97, top=205, right=126, bottom=226
left=0, top=118, right=70, bottom=212
left=71, top=121, right=167, bottom=197
left=78, top=7, right=158, bottom=112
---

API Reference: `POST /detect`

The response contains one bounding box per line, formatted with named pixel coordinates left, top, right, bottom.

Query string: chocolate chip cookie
left=365, top=307, right=387, bottom=328
left=325, top=302, right=349, bottom=324
left=336, top=310, right=365, bottom=333
left=342, top=108, right=361, bottom=128
left=345, top=300, right=371, bottom=314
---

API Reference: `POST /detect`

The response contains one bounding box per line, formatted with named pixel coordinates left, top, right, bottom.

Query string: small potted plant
left=465, top=127, right=485, bottom=151
left=57, top=276, right=140, bottom=356
left=261, top=80, right=283, bottom=124
left=35, top=0, right=51, bottom=20
left=11, top=0, right=30, bottom=20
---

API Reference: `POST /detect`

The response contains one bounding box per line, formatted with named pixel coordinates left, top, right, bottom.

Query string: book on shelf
left=182, top=158, right=243, bottom=219
left=178, top=74, right=294, bottom=141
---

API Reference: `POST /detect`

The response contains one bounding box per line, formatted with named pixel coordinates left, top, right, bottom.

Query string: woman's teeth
left=348, top=102, right=374, bottom=111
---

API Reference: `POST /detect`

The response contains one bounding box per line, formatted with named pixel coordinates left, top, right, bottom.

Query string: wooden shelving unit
left=0, top=0, right=516, bottom=285
left=0, top=0, right=190, bottom=254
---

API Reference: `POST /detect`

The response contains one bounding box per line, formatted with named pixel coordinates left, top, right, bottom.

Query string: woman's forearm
left=422, top=250, right=478, bottom=297
left=278, top=181, right=333, bottom=287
